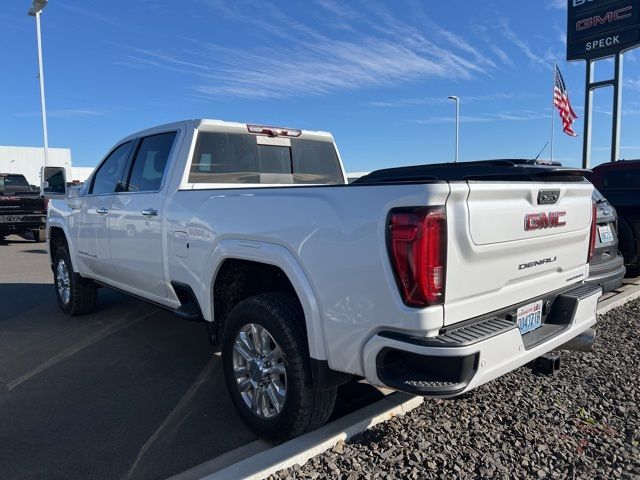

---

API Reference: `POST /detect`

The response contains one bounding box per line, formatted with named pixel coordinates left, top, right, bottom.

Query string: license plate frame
left=598, top=225, right=614, bottom=244
left=516, top=300, right=543, bottom=335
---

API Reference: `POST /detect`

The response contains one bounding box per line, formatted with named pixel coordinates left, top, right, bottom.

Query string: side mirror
left=40, top=166, right=67, bottom=197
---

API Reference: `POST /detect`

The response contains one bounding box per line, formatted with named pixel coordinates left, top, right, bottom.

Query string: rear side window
left=291, top=138, right=343, bottom=184
left=127, top=132, right=177, bottom=192
left=602, top=170, right=640, bottom=189
left=189, top=133, right=344, bottom=185
left=91, top=141, right=133, bottom=194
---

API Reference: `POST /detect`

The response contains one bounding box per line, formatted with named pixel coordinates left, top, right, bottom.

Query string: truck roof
left=122, top=119, right=335, bottom=144
left=591, top=159, right=640, bottom=171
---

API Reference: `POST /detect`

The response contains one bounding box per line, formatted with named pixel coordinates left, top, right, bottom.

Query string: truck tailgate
left=444, top=181, right=593, bottom=326
left=0, top=194, right=46, bottom=215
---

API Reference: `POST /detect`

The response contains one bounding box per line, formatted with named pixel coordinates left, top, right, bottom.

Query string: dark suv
left=588, top=160, right=640, bottom=277
left=589, top=189, right=625, bottom=291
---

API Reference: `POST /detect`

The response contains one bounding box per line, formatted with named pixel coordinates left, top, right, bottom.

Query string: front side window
left=189, top=132, right=344, bottom=185
left=127, top=132, right=177, bottom=192
left=91, top=141, right=133, bottom=194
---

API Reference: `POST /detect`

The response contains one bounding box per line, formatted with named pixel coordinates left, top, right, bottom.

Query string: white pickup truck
left=42, top=119, right=601, bottom=440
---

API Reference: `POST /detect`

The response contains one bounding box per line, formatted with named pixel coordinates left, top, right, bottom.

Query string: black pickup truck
left=0, top=173, right=48, bottom=242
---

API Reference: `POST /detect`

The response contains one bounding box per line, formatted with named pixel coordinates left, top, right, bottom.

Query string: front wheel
left=53, top=246, right=98, bottom=315
left=221, top=293, right=336, bottom=441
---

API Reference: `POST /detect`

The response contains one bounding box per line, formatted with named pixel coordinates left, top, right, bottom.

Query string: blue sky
left=1, top=0, right=639, bottom=171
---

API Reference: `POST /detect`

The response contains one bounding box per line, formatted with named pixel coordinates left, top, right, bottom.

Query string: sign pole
left=582, top=60, right=594, bottom=169
left=551, top=60, right=556, bottom=163
left=611, top=53, right=624, bottom=162
left=567, top=0, right=640, bottom=167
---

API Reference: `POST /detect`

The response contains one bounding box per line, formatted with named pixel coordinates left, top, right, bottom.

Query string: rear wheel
left=32, top=229, right=46, bottom=243
left=627, top=263, right=640, bottom=278
left=221, top=293, right=336, bottom=441
left=53, top=246, right=98, bottom=315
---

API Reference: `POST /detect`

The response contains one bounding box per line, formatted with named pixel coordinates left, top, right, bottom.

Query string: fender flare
left=47, top=219, right=80, bottom=273
left=201, top=238, right=328, bottom=362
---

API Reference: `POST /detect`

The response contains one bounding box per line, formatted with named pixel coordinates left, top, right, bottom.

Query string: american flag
left=554, top=65, right=578, bottom=137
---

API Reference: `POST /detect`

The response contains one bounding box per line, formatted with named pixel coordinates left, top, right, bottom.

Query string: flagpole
left=551, top=59, right=556, bottom=163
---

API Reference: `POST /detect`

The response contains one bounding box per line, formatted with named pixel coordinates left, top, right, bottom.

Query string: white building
left=0, top=146, right=93, bottom=186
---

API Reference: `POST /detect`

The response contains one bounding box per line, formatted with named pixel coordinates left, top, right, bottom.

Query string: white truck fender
left=46, top=218, right=80, bottom=273
left=201, top=238, right=327, bottom=361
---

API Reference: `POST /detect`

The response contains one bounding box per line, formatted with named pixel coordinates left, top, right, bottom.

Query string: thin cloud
left=627, top=77, right=640, bottom=90
left=367, top=92, right=537, bottom=108
left=57, top=3, right=120, bottom=27
left=498, top=18, right=549, bottom=68
left=547, top=0, right=567, bottom=10
left=132, top=0, right=497, bottom=99
left=14, top=109, right=107, bottom=119
left=594, top=146, right=640, bottom=151
left=415, top=110, right=550, bottom=125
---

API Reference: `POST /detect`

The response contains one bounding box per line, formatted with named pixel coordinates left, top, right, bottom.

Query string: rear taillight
left=388, top=207, right=446, bottom=308
left=588, top=201, right=597, bottom=262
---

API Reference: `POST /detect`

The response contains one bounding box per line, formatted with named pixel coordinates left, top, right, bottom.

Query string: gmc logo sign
left=576, top=6, right=633, bottom=31
left=524, top=211, right=567, bottom=231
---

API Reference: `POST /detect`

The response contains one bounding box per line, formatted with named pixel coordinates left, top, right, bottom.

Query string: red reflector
left=246, top=124, right=302, bottom=137
left=388, top=207, right=446, bottom=307
left=588, top=201, right=597, bottom=262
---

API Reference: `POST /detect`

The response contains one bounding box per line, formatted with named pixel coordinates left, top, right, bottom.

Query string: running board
left=171, top=282, right=204, bottom=321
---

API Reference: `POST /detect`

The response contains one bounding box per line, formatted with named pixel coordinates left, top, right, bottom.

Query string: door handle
left=141, top=209, right=158, bottom=217
left=96, top=208, right=109, bottom=215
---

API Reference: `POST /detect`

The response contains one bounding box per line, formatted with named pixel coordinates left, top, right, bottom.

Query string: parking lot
left=0, top=236, right=383, bottom=480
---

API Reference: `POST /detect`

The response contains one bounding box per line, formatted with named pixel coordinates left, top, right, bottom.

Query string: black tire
left=53, top=246, right=98, bottom=316
left=626, top=263, right=640, bottom=278
left=221, top=293, right=336, bottom=441
left=32, top=229, right=46, bottom=243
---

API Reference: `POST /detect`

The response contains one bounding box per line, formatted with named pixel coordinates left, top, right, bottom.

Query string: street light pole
left=28, top=0, right=49, bottom=167
left=448, top=96, right=460, bottom=163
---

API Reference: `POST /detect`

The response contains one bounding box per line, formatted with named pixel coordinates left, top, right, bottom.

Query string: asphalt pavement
left=0, top=235, right=382, bottom=480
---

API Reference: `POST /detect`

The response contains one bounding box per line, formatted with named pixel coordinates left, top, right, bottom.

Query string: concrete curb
left=178, top=277, right=639, bottom=480
left=201, top=393, right=423, bottom=480
left=596, top=279, right=640, bottom=315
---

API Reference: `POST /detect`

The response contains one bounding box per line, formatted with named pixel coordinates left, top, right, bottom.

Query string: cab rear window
left=0, top=175, right=31, bottom=193
left=189, top=133, right=344, bottom=185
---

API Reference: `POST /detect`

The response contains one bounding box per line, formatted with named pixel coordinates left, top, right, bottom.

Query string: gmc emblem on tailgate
left=524, top=211, right=566, bottom=231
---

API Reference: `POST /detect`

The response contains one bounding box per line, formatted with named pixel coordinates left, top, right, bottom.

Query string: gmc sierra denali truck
left=0, top=173, right=47, bottom=242
left=42, top=119, right=601, bottom=440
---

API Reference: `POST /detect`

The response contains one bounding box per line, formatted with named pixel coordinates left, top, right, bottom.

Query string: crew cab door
left=77, top=141, right=134, bottom=277
left=108, top=131, right=177, bottom=298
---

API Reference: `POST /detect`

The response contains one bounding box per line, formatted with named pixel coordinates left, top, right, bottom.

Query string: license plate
left=516, top=300, right=543, bottom=335
left=598, top=225, right=614, bottom=244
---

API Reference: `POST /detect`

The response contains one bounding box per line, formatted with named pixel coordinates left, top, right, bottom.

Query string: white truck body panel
left=47, top=119, right=601, bottom=397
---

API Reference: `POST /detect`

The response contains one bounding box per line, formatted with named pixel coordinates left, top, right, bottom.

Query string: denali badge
left=519, top=257, right=557, bottom=270
left=524, top=211, right=566, bottom=231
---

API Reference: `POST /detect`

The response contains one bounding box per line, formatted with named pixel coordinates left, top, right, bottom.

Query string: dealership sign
left=567, top=0, right=640, bottom=60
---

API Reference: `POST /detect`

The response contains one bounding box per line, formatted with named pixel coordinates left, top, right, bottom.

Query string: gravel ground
left=272, top=299, right=640, bottom=480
